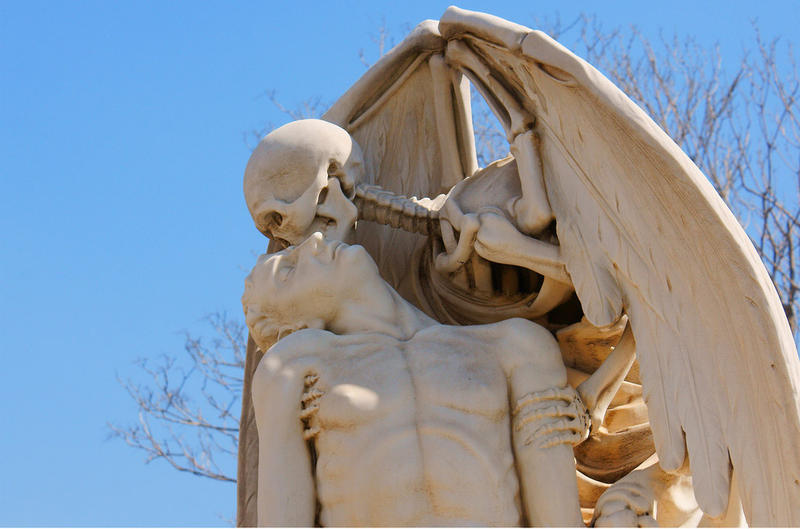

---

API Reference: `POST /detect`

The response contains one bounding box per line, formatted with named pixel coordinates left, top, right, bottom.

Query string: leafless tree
left=113, top=17, right=799, bottom=485
left=109, top=313, right=245, bottom=481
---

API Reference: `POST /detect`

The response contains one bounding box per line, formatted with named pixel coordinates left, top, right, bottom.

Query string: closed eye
left=277, top=265, right=294, bottom=282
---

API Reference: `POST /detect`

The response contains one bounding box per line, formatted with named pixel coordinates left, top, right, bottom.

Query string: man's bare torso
left=274, top=323, right=523, bottom=526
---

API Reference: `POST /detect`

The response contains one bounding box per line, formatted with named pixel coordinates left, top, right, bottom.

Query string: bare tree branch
left=110, top=313, right=245, bottom=482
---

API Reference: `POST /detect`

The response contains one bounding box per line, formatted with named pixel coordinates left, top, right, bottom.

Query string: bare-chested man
left=242, top=233, right=590, bottom=526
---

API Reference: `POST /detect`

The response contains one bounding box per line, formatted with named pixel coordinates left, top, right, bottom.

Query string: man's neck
left=329, top=284, right=436, bottom=341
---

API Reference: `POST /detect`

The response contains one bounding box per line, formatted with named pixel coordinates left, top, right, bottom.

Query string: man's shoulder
left=434, top=318, right=553, bottom=342
left=414, top=318, right=556, bottom=352
left=267, top=328, right=337, bottom=359
left=255, top=329, right=337, bottom=386
left=491, top=317, right=555, bottom=343
left=268, top=329, right=396, bottom=360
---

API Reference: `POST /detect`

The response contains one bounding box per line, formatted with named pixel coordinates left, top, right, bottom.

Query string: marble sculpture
left=237, top=6, right=800, bottom=527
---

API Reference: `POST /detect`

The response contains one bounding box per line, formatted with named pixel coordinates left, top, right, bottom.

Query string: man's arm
left=252, top=341, right=317, bottom=527
left=493, top=318, right=586, bottom=527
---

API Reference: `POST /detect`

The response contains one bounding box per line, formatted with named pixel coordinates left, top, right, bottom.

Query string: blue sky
left=2, top=0, right=798, bottom=526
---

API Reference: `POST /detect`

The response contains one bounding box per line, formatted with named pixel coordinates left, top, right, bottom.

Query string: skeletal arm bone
left=576, top=320, right=636, bottom=431
left=510, top=130, right=555, bottom=235
left=444, top=40, right=531, bottom=139
left=445, top=39, right=553, bottom=234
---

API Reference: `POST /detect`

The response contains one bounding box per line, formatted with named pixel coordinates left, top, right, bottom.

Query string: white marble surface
left=238, top=6, right=800, bottom=526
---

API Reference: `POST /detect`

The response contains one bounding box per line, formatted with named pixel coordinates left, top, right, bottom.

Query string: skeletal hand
left=473, top=209, right=523, bottom=262
left=513, top=385, right=591, bottom=449
left=435, top=204, right=522, bottom=274
left=593, top=480, right=658, bottom=527
left=434, top=196, right=480, bottom=273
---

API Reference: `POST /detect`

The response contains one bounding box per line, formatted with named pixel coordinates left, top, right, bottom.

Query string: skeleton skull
left=243, top=119, right=362, bottom=246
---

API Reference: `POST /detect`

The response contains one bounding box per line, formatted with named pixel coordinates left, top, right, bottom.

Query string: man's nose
left=298, top=232, right=325, bottom=254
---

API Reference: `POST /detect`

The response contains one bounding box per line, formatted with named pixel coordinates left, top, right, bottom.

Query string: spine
left=354, top=183, right=441, bottom=237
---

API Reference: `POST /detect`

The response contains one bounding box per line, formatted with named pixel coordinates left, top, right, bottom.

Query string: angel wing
left=438, top=7, right=800, bottom=525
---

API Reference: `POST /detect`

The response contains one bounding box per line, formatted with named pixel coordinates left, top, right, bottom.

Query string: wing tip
left=439, top=6, right=530, bottom=51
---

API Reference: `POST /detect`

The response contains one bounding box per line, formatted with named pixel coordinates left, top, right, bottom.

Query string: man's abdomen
left=314, top=417, right=521, bottom=526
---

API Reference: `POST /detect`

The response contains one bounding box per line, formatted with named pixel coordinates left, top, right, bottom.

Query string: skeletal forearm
left=476, top=230, right=571, bottom=284
left=511, top=130, right=554, bottom=234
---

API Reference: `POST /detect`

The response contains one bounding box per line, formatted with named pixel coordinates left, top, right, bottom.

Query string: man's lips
left=329, top=240, right=343, bottom=260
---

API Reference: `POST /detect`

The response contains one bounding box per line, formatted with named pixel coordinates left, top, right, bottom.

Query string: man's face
left=243, top=233, right=378, bottom=344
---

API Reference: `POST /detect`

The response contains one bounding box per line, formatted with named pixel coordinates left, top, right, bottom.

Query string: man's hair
left=242, top=253, right=311, bottom=349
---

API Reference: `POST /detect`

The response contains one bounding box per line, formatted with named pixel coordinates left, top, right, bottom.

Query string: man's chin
left=342, top=244, right=382, bottom=281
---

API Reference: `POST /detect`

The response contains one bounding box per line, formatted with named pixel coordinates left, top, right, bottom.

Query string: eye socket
left=269, top=212, right=283, bottom=227
left=326, top=161, right=355, bottom=199
left=260, top=211, right=284, bottom=237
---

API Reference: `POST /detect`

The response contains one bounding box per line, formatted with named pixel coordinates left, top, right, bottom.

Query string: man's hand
left=593, top=480, right=658, bottom=527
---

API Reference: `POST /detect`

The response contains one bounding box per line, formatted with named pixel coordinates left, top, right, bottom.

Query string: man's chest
left=310, top=337, right=510, bottom=428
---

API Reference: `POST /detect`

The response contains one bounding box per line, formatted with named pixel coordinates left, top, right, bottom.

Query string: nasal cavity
left=318, top=186, right=329, bottom=204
